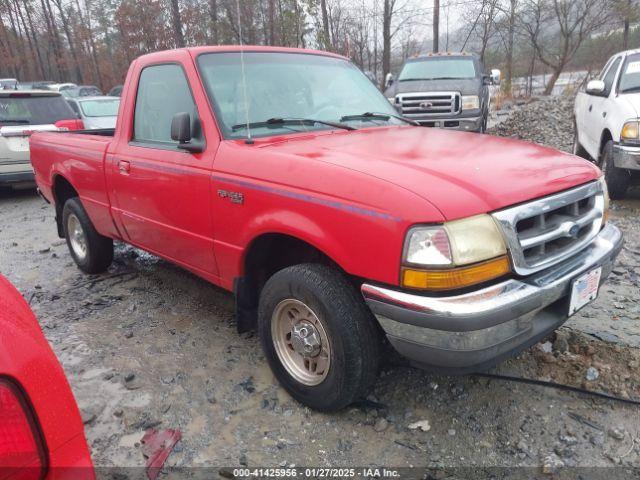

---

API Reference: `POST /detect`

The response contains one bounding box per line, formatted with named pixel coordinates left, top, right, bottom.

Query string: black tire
left=572, top=121, right=591, bottom=160
left=479, top=111, right=488, bottom=133
left=600, top=140, right=631, bottom=200
left=62, top=197, right=113, bottom=273
left=258, top=264, right=381, bottom=411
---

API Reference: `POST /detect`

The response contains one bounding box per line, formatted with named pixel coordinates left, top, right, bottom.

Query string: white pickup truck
left=574, top=48, right=640, bottom=198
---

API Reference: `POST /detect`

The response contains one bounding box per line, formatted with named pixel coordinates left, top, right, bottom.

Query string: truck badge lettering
left=218, top=189, right=244, bottom=204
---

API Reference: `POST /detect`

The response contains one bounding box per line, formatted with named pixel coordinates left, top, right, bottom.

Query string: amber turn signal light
left=401, top=255, right=511, bottom=291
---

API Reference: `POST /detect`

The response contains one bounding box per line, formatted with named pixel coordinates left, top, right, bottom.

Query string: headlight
left=461, top=95, right=480, bottom=110
left=387, top=97, right=396, bottom=104
left=621, top=121, right=639, bottom=143
left=402, top=214, right=510, bottom=290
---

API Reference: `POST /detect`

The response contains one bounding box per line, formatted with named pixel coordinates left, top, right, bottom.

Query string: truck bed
left=66, top=128, right=115, bottom=137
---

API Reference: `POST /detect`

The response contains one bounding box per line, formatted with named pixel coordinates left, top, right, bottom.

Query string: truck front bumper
left=413, top=114, right=483, bottom=132
left=361, top=223, right=623, bottom=373
left=613, top=144, right=640, bottom=170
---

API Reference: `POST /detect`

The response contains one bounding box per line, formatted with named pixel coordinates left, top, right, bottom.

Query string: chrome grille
left=492, top=181, right=605, bottom=275
left=397, top=92, right=461, bottom=117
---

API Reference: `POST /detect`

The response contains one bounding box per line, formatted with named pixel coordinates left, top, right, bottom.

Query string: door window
left=601, top=57, right=621, bottom=96
left=133, top=64, right=198, bottom=144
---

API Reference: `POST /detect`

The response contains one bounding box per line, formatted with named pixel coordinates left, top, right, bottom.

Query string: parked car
left=383, top=52, right=500, bottom=133
left=1, top=91, right=83, bottom=188
left=62, top=86, right=103, bottom=98
left=574, top=48, right=640, bottom=198
left=30, top=46, right=622, bottom=411
left=107, top=85, right=123, bottom=97
left=0, top=274, right=94, bottom=478
left=30, top=81, right=56, bottom=90
left=66, top=96, right=119, bottom=129
left=46, top=83, right=77, bottom=93
left=0, top=78, right=18, bottom=90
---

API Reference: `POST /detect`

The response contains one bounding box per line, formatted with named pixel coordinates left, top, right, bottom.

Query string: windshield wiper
left=340, top=111, right=419, bottom=126
left=399, top=77, right=463, bottom=81
left=620, top=86, right=640, bottom=94
left=231, top=117, right=355, bottom=132
left=0, top=119, right=30, bottom=124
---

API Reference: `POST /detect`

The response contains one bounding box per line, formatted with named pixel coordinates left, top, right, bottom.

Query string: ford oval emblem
left=568, top=224, right=580, bottom=238
left=419, top=101, right=433, bottom=109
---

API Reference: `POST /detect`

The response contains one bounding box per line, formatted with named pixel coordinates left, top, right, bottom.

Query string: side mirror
left=385, top=73, right=395, bottom=89
left=171, top=112, right=191, bottom=143
left=171, top=112, right=203, bottom=152
left=586, top=79, right=606, bottom=96
left=491, top=68, right=501, bottom=85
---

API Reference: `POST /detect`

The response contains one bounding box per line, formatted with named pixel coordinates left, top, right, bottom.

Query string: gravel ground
left=1, top=99, right=639, bottom=475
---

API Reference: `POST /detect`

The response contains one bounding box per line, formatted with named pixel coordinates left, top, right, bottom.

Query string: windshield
left=619, top=53, right=640, bottom=93
left=197, top=52, right=400, bottom=139
left=79, top=99, right=120, bottom=117
left=0, top=95, right=76, bottom=125
left=398, top=57, right=476, bottom=81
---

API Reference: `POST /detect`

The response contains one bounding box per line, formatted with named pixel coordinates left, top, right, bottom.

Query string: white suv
left=574, top=48, right=640, bottom=198
left=0, top=91, right=79, bottom=189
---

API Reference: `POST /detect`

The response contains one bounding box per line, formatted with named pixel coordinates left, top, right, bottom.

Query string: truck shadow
left=0, top=186, right=38, bottom=202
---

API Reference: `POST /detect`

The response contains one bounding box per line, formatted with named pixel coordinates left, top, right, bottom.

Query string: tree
left=433, top=0, right=439, bottom=52
left=320, top=0, right=331, bottom=49
left=169, top=0, right=185, bottom=47
left=522, top=0, right=611, bottom=95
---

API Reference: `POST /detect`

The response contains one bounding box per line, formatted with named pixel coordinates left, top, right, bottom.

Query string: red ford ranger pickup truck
left=30, top=46, right=623, bottom=411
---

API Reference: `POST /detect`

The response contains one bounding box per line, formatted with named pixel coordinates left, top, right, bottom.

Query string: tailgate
left=0, top=124, right=59, bottom=166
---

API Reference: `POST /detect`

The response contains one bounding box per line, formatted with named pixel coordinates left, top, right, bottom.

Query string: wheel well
left=235, top=234, right=337, bottom=333
left=600, top=129, right=613, bottom=158
left=52, top=176, right=79, bottom=238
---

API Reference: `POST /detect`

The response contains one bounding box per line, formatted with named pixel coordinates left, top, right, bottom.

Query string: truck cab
left=383, top=52, right=500, bottom=133
left=574, top=48, right=640, bottom=198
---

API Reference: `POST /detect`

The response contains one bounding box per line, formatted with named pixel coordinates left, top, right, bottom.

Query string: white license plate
left=568, top=267, right=602, bottom=316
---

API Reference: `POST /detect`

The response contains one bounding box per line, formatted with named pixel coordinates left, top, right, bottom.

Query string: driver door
left=108, top=58, right=219, bottom=276
left=584, top=56, right=621, bottom=158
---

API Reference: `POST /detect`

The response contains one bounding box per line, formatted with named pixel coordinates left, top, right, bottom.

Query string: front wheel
left=63, top=198, right=114, bottom=273
left=479, top=112, right=488, bottom=133
left=600, top=140, right=631, bottom=199
left=258, top=264, right=381, bottom=411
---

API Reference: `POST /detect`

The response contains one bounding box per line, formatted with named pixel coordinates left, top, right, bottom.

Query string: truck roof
left=615, top=48, right=640, bottom=57
left=0, top=90, right=61, bottom=97
left=136, top=45, right=349, bottom=63
left=409, top=52, right=478, bottom=60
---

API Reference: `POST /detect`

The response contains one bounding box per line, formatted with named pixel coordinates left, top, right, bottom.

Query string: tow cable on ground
left=473, top=372, right=640, bottom=406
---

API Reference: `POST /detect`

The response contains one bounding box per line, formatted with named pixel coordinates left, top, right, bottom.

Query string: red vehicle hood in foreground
left=256, top=126, right=601, bottom=221
left=0, top=275, right=94, bottom=479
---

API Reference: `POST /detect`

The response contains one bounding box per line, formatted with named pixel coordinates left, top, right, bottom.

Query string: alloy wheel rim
left=67, top=214, right=88, bottom=261
left=271, top=299, right=331, bottom=386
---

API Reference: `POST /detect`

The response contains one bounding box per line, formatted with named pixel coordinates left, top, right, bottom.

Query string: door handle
left=588, top=105, right=593, bottom=112
left=118, top=160, right=130, bottom=174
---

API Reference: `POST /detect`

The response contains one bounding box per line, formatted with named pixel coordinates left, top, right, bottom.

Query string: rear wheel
left=63, top=198, right=113, bottom=273
left=258, top=264, right=381, bottom=411
left=600, top=140, right=631, bottom=199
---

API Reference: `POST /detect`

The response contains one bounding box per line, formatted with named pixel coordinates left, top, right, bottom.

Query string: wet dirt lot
left=1, top=128, right=640, bottom=475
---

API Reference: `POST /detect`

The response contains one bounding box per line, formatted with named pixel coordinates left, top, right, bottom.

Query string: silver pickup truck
left=383, top=52, right=500, bottom=133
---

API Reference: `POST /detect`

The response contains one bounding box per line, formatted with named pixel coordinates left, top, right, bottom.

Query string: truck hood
left=618, top=93, right=640, bottom=117
left=259, top=126, right=601, bottom=221
left=386, top=78, right=481, bottom=97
